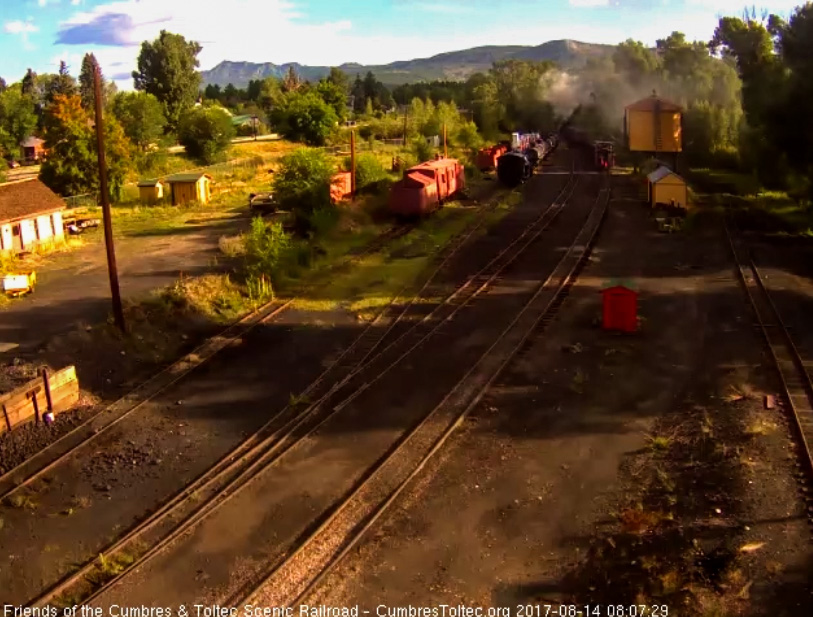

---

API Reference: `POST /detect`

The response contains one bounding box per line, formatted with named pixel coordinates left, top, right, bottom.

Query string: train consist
left=389, top=157, right=466, bottom=217
left=496, top=132, right=559, bottom=188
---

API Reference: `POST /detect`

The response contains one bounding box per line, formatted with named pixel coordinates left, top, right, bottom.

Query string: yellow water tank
left=625, top=95, right=683, bottom=153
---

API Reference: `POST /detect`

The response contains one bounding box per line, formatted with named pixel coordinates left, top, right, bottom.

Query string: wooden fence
left=0, top=366, right=79, bottom=434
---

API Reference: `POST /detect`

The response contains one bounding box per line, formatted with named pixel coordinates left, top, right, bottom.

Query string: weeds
left=289, top=392, right=310, bottom=408
left=744, top=417, right=776, bottom=437
left=4, top=493, right=37, bottom=510
left=646, top=433, right=672, bottom=452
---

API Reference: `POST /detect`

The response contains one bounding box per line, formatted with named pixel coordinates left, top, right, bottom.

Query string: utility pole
left=443, top=122, right=447, bottom=158
left=350, top=129, right=356, bottom=198
left=93, top=66, right=125, bottom=332
left=402, top=106, right=408, bottom=147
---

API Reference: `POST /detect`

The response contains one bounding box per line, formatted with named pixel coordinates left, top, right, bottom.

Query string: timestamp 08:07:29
left=516, top=605, right=669, bottom=617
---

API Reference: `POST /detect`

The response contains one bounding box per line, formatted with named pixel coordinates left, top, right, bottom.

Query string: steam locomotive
left=496, top=133, right=559, bottom=187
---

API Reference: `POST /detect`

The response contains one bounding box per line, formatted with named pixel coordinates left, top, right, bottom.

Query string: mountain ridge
left=200, top=39, right=615, bottom=88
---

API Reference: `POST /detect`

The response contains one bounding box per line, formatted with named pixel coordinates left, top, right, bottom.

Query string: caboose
left=594, top=141, right=615, bottom=171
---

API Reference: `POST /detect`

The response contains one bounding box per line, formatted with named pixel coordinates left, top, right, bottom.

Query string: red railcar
left=388, top=158, right=466, bottom=217
left=475, top=144, right=507, bottom=171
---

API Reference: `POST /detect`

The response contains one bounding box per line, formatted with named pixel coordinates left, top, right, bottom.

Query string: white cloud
left=53, top=0, right=772, bottom=90
left=5, top=20, right=39, bottom=34
left=5, top=19, right=39, bottom=51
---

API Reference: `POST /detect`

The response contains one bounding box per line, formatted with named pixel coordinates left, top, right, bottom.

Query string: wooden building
left=20, top=137, right=46, bottom=163
left=164, top=173, right=212, bottom=206
left=625, top=95, right=683, bottom=154
left=0, top=178, right=65, bottom=253
left=137, top=179, right=164, bottom=204
left=647, top=166, right=688, bottom=210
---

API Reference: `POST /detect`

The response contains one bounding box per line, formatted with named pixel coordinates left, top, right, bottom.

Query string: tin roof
left=137, top=179, right=163, bottom=187
left=0, top=178, right=66, bottom=224
left=402, top=172, right=435, bottom=188
left=626, top=95, right=682, bottom=112
left=164, top=173, right=212, bottom=183
left=20, top=136, right=45, bottom=148
left=647, top=166, right=682, bottom=184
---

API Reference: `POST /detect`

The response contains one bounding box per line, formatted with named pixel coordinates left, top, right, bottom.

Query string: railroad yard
left=0, top=145, right=808, bottom=617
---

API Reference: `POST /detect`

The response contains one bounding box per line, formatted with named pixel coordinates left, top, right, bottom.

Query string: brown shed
left=137, top=179, right=165, bottom=204
left=164, top=173, right=212, bottom=206
left=20, top=136, right=46, bottom=163
left=0, top=178, right=66, bottom=253
left=647, top=166, right=688, bottom=210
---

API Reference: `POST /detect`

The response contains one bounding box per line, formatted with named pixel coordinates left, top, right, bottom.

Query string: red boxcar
left=475, top=145, right=507, bottom=172
left=389, top=172, right=439, bottom=216
left=388, top=157, right=466, bottom=217
left=409, top=158, right=465, bottom=202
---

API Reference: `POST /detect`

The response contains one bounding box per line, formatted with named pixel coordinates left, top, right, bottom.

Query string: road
left=167, top=133, right=280, bottom=154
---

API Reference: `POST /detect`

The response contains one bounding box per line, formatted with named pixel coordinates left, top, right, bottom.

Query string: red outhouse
left=601, top=285, right=638, bottom=333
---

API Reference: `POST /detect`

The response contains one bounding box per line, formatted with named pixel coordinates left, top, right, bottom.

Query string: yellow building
left=165, top=173, right=212, bottom=206
left=137, top=179, right=164, bottom=204
left=647, top=166, right=688, bottom=209
left=625, top=95, right=683, bottom=153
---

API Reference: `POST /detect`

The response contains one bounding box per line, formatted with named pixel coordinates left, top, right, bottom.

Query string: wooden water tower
left=624, top=92, right=683, bottom=171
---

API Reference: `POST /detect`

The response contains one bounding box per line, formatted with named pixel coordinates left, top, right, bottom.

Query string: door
left=11, top=224, right=22, bottom=252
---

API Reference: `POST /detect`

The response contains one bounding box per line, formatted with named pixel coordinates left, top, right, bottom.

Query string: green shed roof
left=137, top=179, right=163, bottom=187
left=164, top=173, right=212, bottom=183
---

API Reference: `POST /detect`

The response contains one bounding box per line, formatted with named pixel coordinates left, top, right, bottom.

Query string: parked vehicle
left=249, top=192, right=278, bottom=214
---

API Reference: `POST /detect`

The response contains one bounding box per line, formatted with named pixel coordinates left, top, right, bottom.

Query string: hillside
left=200, top=39, right=615, bottom=87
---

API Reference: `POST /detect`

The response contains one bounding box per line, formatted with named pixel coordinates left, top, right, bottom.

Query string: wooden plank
left=0, top=365, right=78, bottom=431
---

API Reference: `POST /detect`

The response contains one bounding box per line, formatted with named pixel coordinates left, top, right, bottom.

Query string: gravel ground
left=312, top=175, right=813, bottom=617
left=88, top=163, right=598, bottom=607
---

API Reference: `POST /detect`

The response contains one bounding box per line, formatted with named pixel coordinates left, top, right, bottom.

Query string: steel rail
left=27, top=182, right=530, bottom=607
left=242, top=183, right=612, bottom=608
left=65, top=171, right=580, bottom=608
left=724, top=220, right=813, bottom=491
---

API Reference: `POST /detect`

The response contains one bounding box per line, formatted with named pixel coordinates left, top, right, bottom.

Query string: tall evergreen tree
left=79, top=53, right=101, bottom=111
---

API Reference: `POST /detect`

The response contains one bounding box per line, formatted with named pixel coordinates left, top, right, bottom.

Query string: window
left=12, top=225, right=20, bottom=236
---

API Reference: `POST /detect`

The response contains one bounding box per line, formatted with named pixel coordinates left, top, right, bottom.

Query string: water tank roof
left=626, top=95, right=682, bottom=112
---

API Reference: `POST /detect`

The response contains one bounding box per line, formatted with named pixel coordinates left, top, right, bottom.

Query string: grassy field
left=687, top=168, right=812, bottom=235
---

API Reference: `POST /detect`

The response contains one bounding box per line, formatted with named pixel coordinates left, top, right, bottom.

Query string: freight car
left=497, top=151, right=532, bottom=187
left=389, top=157, right=466, bottom=218
left=475, top=144, right=508, bottom=172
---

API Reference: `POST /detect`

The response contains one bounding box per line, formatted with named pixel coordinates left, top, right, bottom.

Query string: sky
left=0, top=0, right=805, bottom=89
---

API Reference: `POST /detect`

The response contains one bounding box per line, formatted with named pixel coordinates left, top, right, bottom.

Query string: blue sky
left=0, top=0, right=804, bottom=89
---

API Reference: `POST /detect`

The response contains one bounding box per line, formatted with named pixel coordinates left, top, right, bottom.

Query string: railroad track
left=46, top=170, right=580, bottom=608
left=724, top=220, right=813, bottom=523
left=238, top=182, right=612, bottom=608
left=0, top=182, right=513, bottom=507
left=26, top=178, right=562, bottom=607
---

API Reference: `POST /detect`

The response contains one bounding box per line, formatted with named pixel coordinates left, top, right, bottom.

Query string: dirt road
left=0, top=214, right=246, bottom=353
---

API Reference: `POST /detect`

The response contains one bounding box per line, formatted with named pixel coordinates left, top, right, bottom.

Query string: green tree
left=21, top=69, right=37, bottom=97
left=613, top=39, right=660, bottom=86
left=316, top=79, right=347, bottom=122
left=40, top=93, right=132, bottom=199
left=272, top=148, right=334, bottom=221
left=177, top=105, right=235, bottom=164
left=0, top=77, right=7, bottom=94
left=0, top=85, right=37, bottom=160
left=46, top=61, right=77, bottom=103
left=270, top=91, right=338, bottom=146
left=111, top=91, right=167, bottom=151
left=326, top=67, right=350, bottom=94
left=204, top=83, right=223, bottom=102
left=133, top=30, right=203, bottom=131
left=79, top=53, right=101, bottom=111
